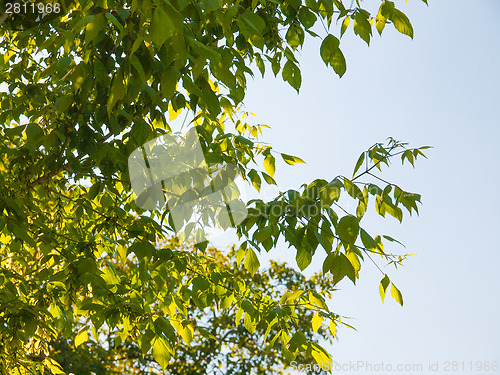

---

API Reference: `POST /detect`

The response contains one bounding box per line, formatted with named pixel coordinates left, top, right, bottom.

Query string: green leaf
left=343, top=178, right=362, bottom=200
left=55, top=95, right=74, bottom=113
left=382, top=234, right=406, bottom=248
left=310, top=342, right=332, bottom=369
left=248, top=169, right=262, bottom=192
left=152, top=336, right=171, bottom=369
left=320, top=179, right=342, bottom=207
left=172, top=320, right=193, bottom=344
left=352, top=152, right=365, bottom=177
left=261, top=171, right=276, bottom=185
left=281, top=153, right=305, bottom=165
left=341, top=16, right=350, bottom=37
left=329, top=252, right=356, bottom=284
left=151, top=7, right=176, bottom=48
left=376, top=15, right=386, bottom=35
left=345, top=248, right=361, bottom=278
left=202, top=0, right=221, bottom=11
left=286, top=23, right=305, bottom=50
left=391, top=9, right=414, bottom=38
left=107, top=70, right=126, bottom=115
left=244, top=248, right=260, bottom=275
left=390, top=282, right=404, bottom=306
left=244, top=313, right=256, bottom=333
left=253, top=226, right=272, bottom=243
left=235, top=308, right=244, bottom=327
left=379, top=274, right=390, bottom=302
left=360, top=228, right=379, bottom=252
left=129, top=241, right=156, bottom=259
left=26, top=123, right=44, bottom=146
left=296, top=247, right=312, bottom=271
left=356, top=199, right=367, bottom=219
left=288, top=331, right=307, bottom=352
left=154, top=317, right=176, bottom=342
left=336, top=215, right=359, bottom=244
left=320, top=34, right=347, bottom=77
left=198, top=326, right=217, bottom=340
left=353, top=12, right=372, bottom=45
left=282, top=60, right=302, bottom=92
left=239, top=11, right=265, bottom=34
left=85, top=14, right=105, bottom=44
left=101, top=266, right=121, bottom=286
left=255, top=53, right=265, bottom=77
left=319, top=220, right=334, bottom=252
left=308, top=290, right=328, bottom=309
left=236, top=246, right=246, bottom=266
left=298, top=7, right=317, bottom=29
left=375, top=1, right=394, bottom=35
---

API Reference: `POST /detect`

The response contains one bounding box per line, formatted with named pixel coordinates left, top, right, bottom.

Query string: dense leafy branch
left=0, top=0, right=428, bottom=373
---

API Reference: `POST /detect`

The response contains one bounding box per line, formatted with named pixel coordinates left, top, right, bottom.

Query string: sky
left=212, top=0, right=500, bottom=373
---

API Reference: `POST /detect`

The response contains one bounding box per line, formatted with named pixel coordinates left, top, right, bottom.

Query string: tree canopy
left=0, top=0, right=428, bottom=373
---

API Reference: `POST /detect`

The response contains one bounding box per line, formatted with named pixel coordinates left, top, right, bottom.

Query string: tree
left=48, top=246, right=343, bottom=375
left=0, top=0, right=429, bottom=374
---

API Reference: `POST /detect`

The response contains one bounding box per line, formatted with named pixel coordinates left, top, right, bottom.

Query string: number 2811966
left=5, top=1, right=61, bottom=14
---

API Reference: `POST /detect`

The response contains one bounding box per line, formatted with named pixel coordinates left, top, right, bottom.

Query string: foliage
left=48, top=247, right=344, bottom=375
left=0, top=0, right=428, bottom=373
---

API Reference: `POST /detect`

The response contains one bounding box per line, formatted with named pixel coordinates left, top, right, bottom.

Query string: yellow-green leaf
left=172, top=320, right=193, bottom=344
left=281, top=153, right=305, bottom=165
left=341, top=16, right=350, bottom=37
left=320, top=34, right=347, bottom=77
left=391, top=282, right=404, bottom=306
left=244, top=248, right=260, bottom=275
left=152, top=336, right=171, bottom=369
left=391, top=9, right=413, bottom=38
left=264, top=153, right=276, bottom=177
left=329, top=319, right=337, bottom=337
left=379, top=274, right=390, bottom=302
left=43, top=358, right=65, bottom=374
left=311, top=342, right=332, bottom=369
left=312, top=312, right=323, bottom=333
left=75, top=329, right=88, bottom=347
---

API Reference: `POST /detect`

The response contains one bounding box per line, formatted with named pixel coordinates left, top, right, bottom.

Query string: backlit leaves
left=379, top=274, right=391, bottom=302
left=353, top=11, right=372, bottom=45
left=391, top=9, right=414, bottom=39
left=281, top=153, right=305, bottom=165
left=152, top=336, right=172, bottom=369
left=151, top=7, right=176, bottom=48
left=264, top=153, right=276, bottom=177
left=244, top=248, right=260, bottom=275
left=391, top=282, right=404, bottom=306
left=375, top=1, right=414, bottom=38
left=320, top=34, right=347, bottom=77
left=379, top=275, right=404, bottom=306
left=337, top=215, right=359, bottom=245
left=282, top=60, right=302, bottom=92
left=0, top=0, right=426, bottom=372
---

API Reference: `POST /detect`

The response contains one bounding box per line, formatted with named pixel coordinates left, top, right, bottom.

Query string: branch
left=31, top=163, right=72, bottom=187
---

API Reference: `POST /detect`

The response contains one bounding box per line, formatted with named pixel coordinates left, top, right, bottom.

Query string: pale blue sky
left=213, top=0, right=500, bottom=373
